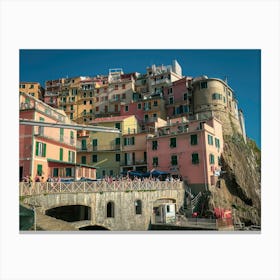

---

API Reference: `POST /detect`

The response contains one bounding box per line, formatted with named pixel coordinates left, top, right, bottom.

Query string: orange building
left=19, top=92, right=96, bottom=182
left=19, top=82, right=45, bottom=101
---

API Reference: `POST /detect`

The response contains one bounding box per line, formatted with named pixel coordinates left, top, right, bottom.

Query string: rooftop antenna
left=224, top=76, right=228, bottom=84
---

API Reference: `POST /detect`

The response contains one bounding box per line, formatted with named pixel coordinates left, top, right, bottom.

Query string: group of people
left=101, top=175, right=182, bottom=183
left=22, top=175, right=43, bottom=183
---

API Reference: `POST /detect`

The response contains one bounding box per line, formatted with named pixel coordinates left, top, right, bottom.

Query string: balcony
left=34, top=130, right=77, bottom=147
left=77, top=142, right=121, bottom=152
left=150, top=78, right=171, bottom=86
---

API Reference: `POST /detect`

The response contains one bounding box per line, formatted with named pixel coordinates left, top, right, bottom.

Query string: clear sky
left=20, top=49, right=261, bottom=147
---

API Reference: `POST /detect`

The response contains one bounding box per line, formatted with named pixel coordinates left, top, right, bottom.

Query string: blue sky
left=20, top=49, right=261, bottom=147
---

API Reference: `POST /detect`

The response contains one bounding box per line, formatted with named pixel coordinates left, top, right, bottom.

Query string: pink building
left=19, top=92, right=96, bottom=182
left=147, top=116, right=223, bottom=194
left=164, top=77, right=193, bottom=118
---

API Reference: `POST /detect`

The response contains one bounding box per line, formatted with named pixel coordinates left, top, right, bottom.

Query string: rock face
left=207, top=134, right=261, bottom=226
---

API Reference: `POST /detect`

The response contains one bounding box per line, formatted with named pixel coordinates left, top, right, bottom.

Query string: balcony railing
left=19, top=181, right=184, bottom=196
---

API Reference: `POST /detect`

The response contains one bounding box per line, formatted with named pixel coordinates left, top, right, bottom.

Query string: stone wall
left=24, top=188, right=185, bottom=231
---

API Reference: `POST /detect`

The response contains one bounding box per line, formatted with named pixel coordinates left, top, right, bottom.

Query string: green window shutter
left=115, top=138, right=120, bottom=145
left=59, top=148, right=63, bottom=161
left=82, top=139, right=87, bottom=150
left=124, top=138, right=127, bottom=146
left=92, top=139, right=98, bottom=146
left=43, top=143, right=46, bottom=157
left=209, top=154, right=215, bottom=164
left=35, top=142, right=39, bottom=156
left=37, top=164, right=42, bottom=176
left=68, top=150, right=70, bottom=162
left=116, top=154, right=120, bottom=162
left=132, top=137, right=135, bottom=145
left=191, top=135, right=198, bottom=145
left=192, top=153, right=199, bottom=164
left=81, top=156, right=86, bottom=164
left=53, top=168, right=58, bottom=177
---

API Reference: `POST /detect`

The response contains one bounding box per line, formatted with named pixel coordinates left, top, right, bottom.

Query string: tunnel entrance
left=45, top=205, right=91, bottom=222
left=79, top=225, right=109, bottom=231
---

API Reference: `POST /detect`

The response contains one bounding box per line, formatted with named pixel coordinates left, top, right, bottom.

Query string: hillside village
left=19, top=60, right=261, bottom=227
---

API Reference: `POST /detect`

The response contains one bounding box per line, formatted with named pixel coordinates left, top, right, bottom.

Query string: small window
left=200, top=81, right=207, bottom=89
left=37, top=164, right=43, bottom=176
left=59, top=148, right=63, bottom=161
left=152, top=157, right=158, bottom=166
left=215, top=138, right=220, bottom=149
left=83, top=100, right=87, bottom=105
left=122, top=93, right=126, bottom=99
left=107, top=201, right=114, bottom=218
left=153, top=100, right=158, bottom=107
left=81, top=139, right=87, bottom=150
left=92, top=154, right=98, bottom=163
left=166, top=205, right=170, bottom=213
left=170, top=138, right=176, bottom=148
left=169, top=97, right=174, bottom=104
left=125, top=105, right=129, bottom=112
left=66, top=167, right=72, bottom=177
left=171, top=155, right=177, bottom=166
left=152, top=140, right=158, bottom=150
left=53, top=168, right=58, bottom=177
left=192, top=153, right=199, bottom=164
left=116, top=154, right=120, bottom=162
left=115, top=138, right=120, bottom=145
left=114, top=85, right=118, bottom=90
left=208, top=135, right=214, bottom=145
left=115, top=123, right=121, bottom=129
left=190, top=134, right=198, bottom=145
left=135, top=200, right=142, bottom=215
left=209, top=154, right=215, bottom=164
left=81, top=156, right=87, bottom=164
left=137, top=103, right=142, bottom=109
left=92, top=139, right=98, bottom=146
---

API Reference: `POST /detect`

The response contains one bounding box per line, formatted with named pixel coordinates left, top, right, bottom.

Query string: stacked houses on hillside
left=20, top=60, right=246, bottom=195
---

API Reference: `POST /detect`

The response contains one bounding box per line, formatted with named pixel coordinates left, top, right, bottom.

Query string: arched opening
left=106, top=201, right=114, bottom=218
left=135, top=200, right=142, bottom=215
left=45, top=205, right=91, bottom=222
left=79, top=225, right=110, bottom=231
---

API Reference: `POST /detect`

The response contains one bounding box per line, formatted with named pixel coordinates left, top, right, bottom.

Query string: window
left=122, top=84, right=126, bottom=89
left=84, top=100, right=87, bottom=105
left=114, top=85, right=118, bottom=90
left=171, top=155, right=178, bottom=166
left=135, top=200, right=142, bottom=215
left=70, top=113, right=73, bottom=119
left=152, top=140, right=158, bottom=150
left=208, top=134, right=214, bottom=145
left=70, top=105, right=73, bottom=110
left=212, top=93, right=222, bottom=100
left=81, top=156, right=87, bottom=164
left=83, top=109, right=86, bottom=115
left=125, top=105, right=129, bottom=112
left=116, top=154, right=120, bottom=162
left=152, top=157, right=158, bottom=167
left=81, top=139, right=87, bottom=150
left=192, top=153, right=199, bottom=164
left=137, top=103, right=142, bottom=110
left=215, top=138, right=220, bottom=149
left=218, top=156, right=222, bottom=166
left=107, top=201, right=114, bottom=218
left=60, top=128, right=64, bottom=142
left=184, top=93, right=188, bottom=100
left=66, top=167, right=72, bottom=177
left=59, top=148, right=63, bottom=161
left=35, top=142, right=46, bottom=157
left=89, top=100, right=93, bottom=105
left=96, top=106, right=99, bottom=112
left=166, top=205, right=170, bottom=213
left=68, top=151, right=75, bottom=163
left=110, top=170, right=113, bottom=176
left=190, top=134, right=198, bottom=145
left=122, top=93, right=126, bottom=99
left=90, top=92, right=93, bottom=97
left=70, top=131, right=74, bottom=145
left=91, top=155, right=97, bottom=163
left=39, top=117, right=44, bottom=135
left=169, top=97, right=174, bottom=104
left=115, top=123, right=121, bottom=129
left=170, top=138, right=176, bottom=148
left=124, top=137, right=135, bottom=145
left=37, top=164, right=42, bottom=176
left=200, top=81, right=208, bottom=89
left=53, top=168, right=58, bottom=177
left=92, top=139, right=98, bottom=146
left=153, top=100, right=158, bottom=107
left=209, top=154, right=215, bottom=164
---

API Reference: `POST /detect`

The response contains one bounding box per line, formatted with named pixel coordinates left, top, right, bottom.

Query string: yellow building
left=19, top=82, right=45, bottom=101
left=77, top=115, right=139, bottom=178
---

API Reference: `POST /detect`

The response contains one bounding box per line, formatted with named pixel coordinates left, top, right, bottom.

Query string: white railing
left=19, top=181, right=184, bottom=196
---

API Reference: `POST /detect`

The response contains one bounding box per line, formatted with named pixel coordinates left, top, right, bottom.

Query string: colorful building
left=19, top=92, right=96, bottom=182
left=20, top=82, right=45, bottom=101
left=77, top=115, right=139, bottom=178
left=147, top=116, right=224, bottom=194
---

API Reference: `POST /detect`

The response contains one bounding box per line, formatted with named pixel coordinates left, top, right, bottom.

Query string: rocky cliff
left=207, top=133, right=261, bottom=226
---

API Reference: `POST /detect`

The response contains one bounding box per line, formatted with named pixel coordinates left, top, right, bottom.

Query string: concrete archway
left=79, top=225, right=110, bottom=231
left=45, top=205, right=91, bottom=222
